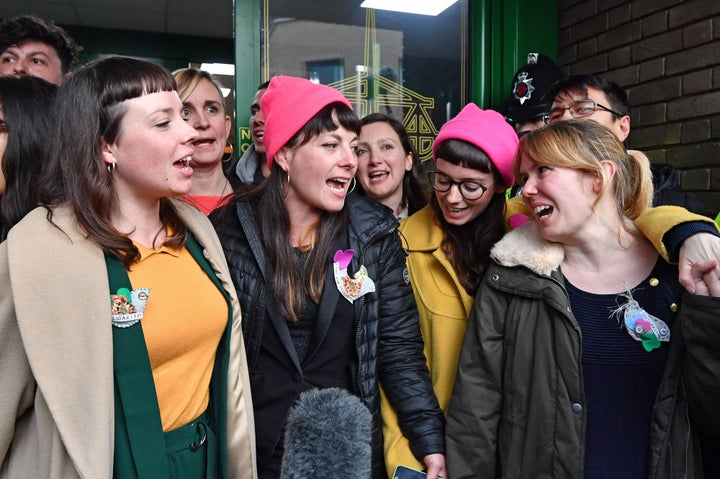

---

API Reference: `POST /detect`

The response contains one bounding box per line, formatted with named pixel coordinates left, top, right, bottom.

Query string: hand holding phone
left=392, top=465, right=427, bottom=479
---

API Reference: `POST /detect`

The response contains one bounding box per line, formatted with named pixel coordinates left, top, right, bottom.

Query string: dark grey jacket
left=446, top=222, right=708, bottom=479
left=211, top=193, right=444, bottom=477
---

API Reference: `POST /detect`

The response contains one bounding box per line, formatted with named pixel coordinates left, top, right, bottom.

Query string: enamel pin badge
left=110, top=287, right=150, bottom=328
left=513, top=71, right=536, bottom=105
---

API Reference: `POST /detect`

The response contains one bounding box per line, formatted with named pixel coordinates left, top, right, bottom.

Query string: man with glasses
left=544, top=74, right=707, bottom=214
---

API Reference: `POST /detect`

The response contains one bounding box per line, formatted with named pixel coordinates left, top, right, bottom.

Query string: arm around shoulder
left=635, top=205, right=718, bottom=262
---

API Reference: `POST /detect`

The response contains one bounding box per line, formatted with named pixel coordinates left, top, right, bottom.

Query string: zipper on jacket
left=353, top=222, right=397, bottom=402
left=355, top=295, right=367, bottom=401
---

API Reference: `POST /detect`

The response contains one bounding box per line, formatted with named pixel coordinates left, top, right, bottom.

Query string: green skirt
left=164, top=411, right=218, bottom=479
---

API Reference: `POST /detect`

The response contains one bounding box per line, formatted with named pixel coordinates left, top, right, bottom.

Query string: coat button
left=571, top=403, right=583, bottom=414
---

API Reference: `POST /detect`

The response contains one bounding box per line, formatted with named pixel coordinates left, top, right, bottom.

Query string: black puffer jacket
left=211, top=193, right=444, bottom=477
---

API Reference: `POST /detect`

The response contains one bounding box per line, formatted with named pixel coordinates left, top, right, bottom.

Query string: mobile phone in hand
left=392, top=465, right=427, bottom=479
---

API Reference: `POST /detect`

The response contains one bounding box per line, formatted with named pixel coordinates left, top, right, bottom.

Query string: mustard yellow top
left=128, top=242, right=227, bottom=431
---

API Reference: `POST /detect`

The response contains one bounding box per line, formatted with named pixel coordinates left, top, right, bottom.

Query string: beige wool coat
left=0, top=200, right=257, bottom=479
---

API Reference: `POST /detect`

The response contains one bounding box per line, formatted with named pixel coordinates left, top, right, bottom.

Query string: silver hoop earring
left=107, top=162, right=117, bottom=173
left=348, top=177, right=356, bottom=194
left=287, top=172, right=291, bottom=188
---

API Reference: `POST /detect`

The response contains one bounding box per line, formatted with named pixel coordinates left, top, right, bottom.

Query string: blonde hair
left=172, top=67, right=226, bottom=111
left=515, top=120, right=653, bottom=226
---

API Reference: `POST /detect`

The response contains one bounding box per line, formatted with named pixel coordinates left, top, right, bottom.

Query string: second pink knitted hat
left=432, top=103, right=519, bottom=187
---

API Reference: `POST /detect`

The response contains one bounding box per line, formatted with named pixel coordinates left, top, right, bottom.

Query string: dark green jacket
left=446, top=222, right=708, bottom=479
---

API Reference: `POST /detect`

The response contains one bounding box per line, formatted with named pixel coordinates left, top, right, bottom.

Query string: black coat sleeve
left=680, top=293, right=720, bottom=434
left=374, top=230, right=446, bottom=460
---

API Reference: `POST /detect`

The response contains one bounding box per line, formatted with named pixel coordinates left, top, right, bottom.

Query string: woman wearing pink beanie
left=210, top=76, right=446, bottom=479
left=381, top=103, right=520, bottom=476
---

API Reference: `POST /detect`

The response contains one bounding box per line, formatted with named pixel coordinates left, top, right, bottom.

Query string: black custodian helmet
left=505, top=53, right=564, bottom=124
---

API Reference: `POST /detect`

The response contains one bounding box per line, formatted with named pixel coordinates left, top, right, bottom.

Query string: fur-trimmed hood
left=490, top=221, right=564, bottom=276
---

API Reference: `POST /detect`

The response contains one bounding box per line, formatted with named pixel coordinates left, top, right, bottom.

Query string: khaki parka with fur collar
left=445, top=221, right=707, bottom=479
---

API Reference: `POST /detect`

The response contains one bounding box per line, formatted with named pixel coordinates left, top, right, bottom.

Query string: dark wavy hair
left=42, top=56, right=187, bottom=266
left=358, top=113, right=428, bottom=215
left=229, top=102, right=360, bottom=321
left=431, top=139, right=506, bottom=295
left=0, top=76, right=57, bottom=240
left=0, top=15, right=81, bottom=73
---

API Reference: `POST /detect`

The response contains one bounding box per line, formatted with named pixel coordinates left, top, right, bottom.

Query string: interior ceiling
left=1, top=0, right=236, bottom=39
left=1, top=0, right=459, bottom=57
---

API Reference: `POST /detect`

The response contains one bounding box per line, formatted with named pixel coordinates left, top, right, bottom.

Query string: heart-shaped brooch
left=333, top=249, right=376, bottom=303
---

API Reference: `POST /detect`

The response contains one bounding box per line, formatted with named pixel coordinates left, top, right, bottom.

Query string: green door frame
left=234, top=0, right=262, bottom=151
left=471, top=0, right=558, bottom=111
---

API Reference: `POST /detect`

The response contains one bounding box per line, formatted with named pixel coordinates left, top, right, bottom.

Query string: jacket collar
left=491, top=221, right=565, bottom=277
left=398, top=205, right=444, bottom=252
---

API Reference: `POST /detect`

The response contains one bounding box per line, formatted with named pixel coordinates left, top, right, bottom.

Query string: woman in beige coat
left=0, top=56, right=256, bottom=479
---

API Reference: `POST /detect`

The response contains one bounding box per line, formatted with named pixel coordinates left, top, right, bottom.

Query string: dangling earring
left=107, top=161, right=117, bottom=173
left=223, top=142, right=234, bottom=163
left=281, top=171, right=290, bottom=199
left=348, top=177, right=356, bottom=194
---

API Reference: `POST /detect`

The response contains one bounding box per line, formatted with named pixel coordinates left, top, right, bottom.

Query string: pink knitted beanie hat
left=261, top=76, right=352, bottom=168
left=432, top=103, right=519, bottom=187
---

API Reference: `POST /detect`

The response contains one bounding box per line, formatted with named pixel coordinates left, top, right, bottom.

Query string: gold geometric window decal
left=255, top=5, right=448, bottom=164
left=326, top=8, right=439, bottom=163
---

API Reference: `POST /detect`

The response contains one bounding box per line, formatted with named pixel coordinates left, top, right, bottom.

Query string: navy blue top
left=565, top=257, right=684, bottom=479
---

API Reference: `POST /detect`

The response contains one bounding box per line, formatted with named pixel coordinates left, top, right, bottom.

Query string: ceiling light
left=200, top=63, right=235, bottom=76
left=360, top=0, right=458, bottom=16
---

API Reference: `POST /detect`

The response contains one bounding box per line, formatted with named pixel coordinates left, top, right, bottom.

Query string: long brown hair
left=43, top=56, right=188, bottom=266
left=236, top=103, right=360, bottom=321
left=0, top=76, right=57, bottom=241
left=431, top=139, right=506, bottom=296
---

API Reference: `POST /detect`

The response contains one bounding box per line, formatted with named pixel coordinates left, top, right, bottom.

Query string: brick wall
left=557, top=0, right=720, bottom=216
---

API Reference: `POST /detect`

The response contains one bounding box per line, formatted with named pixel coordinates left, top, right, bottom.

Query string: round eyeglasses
left=427, top=171, right=489, bottom=200
left=543, top=100, right=624, bottom=124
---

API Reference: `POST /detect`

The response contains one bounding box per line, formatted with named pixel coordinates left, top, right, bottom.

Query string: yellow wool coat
left=0, top=200, right=257, bottom=479
left=381, top=205, right=474, bottom=476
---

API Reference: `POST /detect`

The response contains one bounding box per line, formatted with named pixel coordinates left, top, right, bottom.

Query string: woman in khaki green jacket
left=0, top=56, right=256, bottom=479
left=447, top=120, right=720, bottom=478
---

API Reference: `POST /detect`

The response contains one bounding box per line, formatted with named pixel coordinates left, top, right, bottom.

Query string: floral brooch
left=333, top=249, right=376, bottom=303
left=110, top=287, right=150, bottom=328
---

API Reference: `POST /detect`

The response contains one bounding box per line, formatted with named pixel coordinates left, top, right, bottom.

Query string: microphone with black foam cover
left=280, top=387, right=372, bottom=479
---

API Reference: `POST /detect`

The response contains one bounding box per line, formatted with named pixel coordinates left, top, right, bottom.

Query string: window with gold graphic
left=259, top=0, right=467, bottom=163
